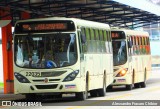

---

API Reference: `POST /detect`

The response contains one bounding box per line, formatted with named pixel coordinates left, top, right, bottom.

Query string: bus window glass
left=85, top=28, right=90, bottom=40
left=104, top=30, right=107, bottom=41
left=91, top=29, right=96, bottom=53
left=99, top=30, right=103, bottom=41
left=15, top=33, right=77, bottom=69
left=81, top=28, right=87, bottom=53
left=97, top=30, right=101, bottom=53
left=108, top=31, right=112, bottom=53
left=86, top=28, right=92, bottom=53
left=135, top=37, right=139, bottom=55
left=90, top=28, right=95, bottom=40
left=105, top=31, right=109, bottom=53
left=112, top=41, right=127, bottom=66
left=99, top=30, right=105, bottom=53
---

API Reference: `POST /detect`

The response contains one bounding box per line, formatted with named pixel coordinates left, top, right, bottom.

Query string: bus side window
left=147, top=37, right=151, bottom=54
left=93, top=29, right=97, bottom=53
left=99, top=29, right=104, bottom=53
left=80, top=27, right=87, bottom=53
left=85, top=28, right=92, bottom=53
left=95, top=29, right=99, bottom=53
left=142, top=37, right=145, bottom=54
left=90, top=28, right=95, bottom=53
left=103, top=30, right=108, bottom=53
left=128, top=36, right=131, bottom=56
left=138, top=36, right=141, bottom=55
left=108, top=30, right=112, bottom=54
left=102, top=30, right=106, bottom=53
left=135, top=36, right=139, bottom=55
left=131, top=36, right=134, bottom=56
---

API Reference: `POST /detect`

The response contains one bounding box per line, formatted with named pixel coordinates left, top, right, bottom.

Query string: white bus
left=13, top=17, right=114, bottom=100
left=110, top=29, right=151, bottom=90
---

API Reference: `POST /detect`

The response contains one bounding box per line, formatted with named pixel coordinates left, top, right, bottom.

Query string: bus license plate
left=26, top=72, right=41, bottom=77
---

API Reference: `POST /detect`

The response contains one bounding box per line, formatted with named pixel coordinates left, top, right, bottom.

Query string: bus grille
left=35, top=84, right=58, bottom=89
left=32, top=79, right=60, bottom=82
left=41, top=71, right=66, bottom=77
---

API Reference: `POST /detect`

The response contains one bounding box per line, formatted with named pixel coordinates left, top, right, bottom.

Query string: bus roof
left=111, top=28, right=149, bottom=37
left=15, top=17, right=110, bottom=30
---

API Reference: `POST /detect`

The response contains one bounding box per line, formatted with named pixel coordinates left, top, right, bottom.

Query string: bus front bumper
left=111, top=75, right=132, bottom=86
left=14, top=78, right=84, bottom=94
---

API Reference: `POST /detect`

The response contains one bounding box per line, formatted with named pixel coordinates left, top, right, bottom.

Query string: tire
left=97, top=76, right=106, bottom=97
left=90, top=90, right=98, bottom=97
left=107, top=85, right=112, bottom=90
left=76, top=89, right=88, bottom=100
left=126, top=84, right=132, bottom=90
left=141, top=70, right=147, bottom=88
left=141, top=82, right=146, bottom=88
left=134, top=83, right=141, bottom=88
left=76, top=76, right=88, bottom=100
left=126, top=71, right=134, bottom=90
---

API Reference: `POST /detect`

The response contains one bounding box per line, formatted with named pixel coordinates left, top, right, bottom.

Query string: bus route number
left=26, top=72, right=41, bottom=77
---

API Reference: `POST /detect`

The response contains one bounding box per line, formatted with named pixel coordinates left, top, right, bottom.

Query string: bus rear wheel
left=134, top=83, right=141, bottom=88
left=90, top=90, right=98, bottom=97
left=140, top=82, right=146, bottom=88
left=126, top=84, right=132, bottom=90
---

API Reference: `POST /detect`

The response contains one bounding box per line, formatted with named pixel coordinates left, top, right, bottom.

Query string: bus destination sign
left=22, top=23, right=67, bottom=31
left=111, top=31, right=125, bottom=39
left=15, top=21, right=75, bottom=33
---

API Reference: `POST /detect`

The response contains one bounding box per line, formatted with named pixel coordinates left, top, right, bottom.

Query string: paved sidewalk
left=0, top=88, right=25, bottom=100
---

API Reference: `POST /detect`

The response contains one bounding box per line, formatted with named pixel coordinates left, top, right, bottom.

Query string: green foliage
left=0, top=82, right=4, bottom=88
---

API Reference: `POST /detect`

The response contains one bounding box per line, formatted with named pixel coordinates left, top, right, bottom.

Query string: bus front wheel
left=76, top=84, right=88, bottom=100
left=126, top=71, right=134, bottom=90
left=76, top=76, right=88, bottom=100
left=97, top=75, right=106, bottom=97
left=140, top=70, right=146, bottom=88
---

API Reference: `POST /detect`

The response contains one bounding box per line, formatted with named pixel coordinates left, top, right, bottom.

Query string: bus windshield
left=112, top=40, right=127, bottom=66
left=14, top=33, right=77, bottom=69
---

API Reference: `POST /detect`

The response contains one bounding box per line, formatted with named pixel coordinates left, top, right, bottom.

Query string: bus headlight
left=14, top=72, right=30, bottom=83
left=116, top=68, right=128, bottom=77
left=63, top=70, right=79, bottom=82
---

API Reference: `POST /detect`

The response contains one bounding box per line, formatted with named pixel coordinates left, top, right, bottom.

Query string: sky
left=113, top=0, right=160, bottom=16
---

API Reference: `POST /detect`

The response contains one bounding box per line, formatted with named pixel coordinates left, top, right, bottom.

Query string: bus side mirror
left=128, top=41, right=133, bottom=48
left=81, top=33, right=86, bottom=44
